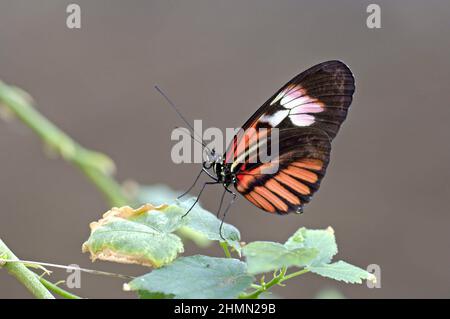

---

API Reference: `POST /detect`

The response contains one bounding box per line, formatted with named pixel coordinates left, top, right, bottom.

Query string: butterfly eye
left=203, top=161, right=213, bottom=169
left=207, top=148, right=219, bottom=163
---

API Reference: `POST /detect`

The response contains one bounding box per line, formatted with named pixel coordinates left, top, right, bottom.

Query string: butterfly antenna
left=154, top=85, right=210, bottom=150
left=175, top=126, right=211, bottom=152
left=155, top=85, right=195, bottom=131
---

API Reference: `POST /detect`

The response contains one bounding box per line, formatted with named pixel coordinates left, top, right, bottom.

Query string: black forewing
left=224, top=60, right=355, bottom=214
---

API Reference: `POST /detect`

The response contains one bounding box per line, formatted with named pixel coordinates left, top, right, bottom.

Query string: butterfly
left=164, top=60, right=355, bottom=235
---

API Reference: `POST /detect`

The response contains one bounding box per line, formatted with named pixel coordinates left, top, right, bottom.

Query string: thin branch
left=0, top=81, right=129, bottom=207
left=38, top=276, right=82, bottom=299
left=0, top=259, right=135, bottom=280
left=0, top=80, right=134, bottom=298
left=282, top=268, right=310, bottom=281
left=239, top=266, right=306, bottom=299
left=0, top=239, right=54, bottom=299
left=220, top=242, right=232, bottom=258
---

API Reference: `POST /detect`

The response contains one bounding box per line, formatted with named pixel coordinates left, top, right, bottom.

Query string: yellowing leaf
left=82, top=201, right=242, bottom=268
left=82, top=204, right=184, bottom=268
left=132, top=185, right=241, bottom=251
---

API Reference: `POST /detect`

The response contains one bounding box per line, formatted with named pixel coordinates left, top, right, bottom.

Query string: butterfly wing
left=226, top=60, right=355, bottom=214
left=263, top=60, right=354, bottom=138
left=234, top=127, right=331, bottom=214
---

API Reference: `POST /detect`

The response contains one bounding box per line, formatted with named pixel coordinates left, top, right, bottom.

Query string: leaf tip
left=123, top=283, right=131, bottom=291
left=326, top=226, right=335, bottom=235
left=367, top=273, right=377, bottom=284
left=0, top=252, right=7, bottom=267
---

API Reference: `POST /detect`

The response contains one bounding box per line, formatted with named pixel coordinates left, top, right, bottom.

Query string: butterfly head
left=202, top=148, right=234, bottom=186
left=203, top=148, right=220, bottom=169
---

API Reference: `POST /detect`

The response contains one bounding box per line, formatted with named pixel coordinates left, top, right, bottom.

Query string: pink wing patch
left=290, top=114, right=315, bottom=126
left=269, top=84, right=324, bottom=127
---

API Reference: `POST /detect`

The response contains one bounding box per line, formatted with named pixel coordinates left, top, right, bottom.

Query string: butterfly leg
left=219, top=187, right=237, bottom=241
left=182, top=181, right=219, bottom=218
left=177, top=169, right=204, bottom=199
left=178, top=167, right=219, bottom=200
left=216, top=188, right=227, bottom=218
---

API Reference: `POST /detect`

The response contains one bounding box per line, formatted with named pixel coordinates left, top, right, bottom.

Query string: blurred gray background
left=1, top=0, right=449, bottom=298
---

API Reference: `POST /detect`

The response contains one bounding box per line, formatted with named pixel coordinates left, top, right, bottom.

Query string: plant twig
left=282, top=268, right=310, bottom=281
left=239, top=267, right=310, bottom=299
left=79, top=164, right=128, bottom=207
left=37, top=276, right=82, bottom=299
left=0, top=258, right=135, bottom=280
left=0, top=239, right=54, bottom=299
left=220, top=242, right=232, bottom=258
left=0, top=81, right=129, bottom=207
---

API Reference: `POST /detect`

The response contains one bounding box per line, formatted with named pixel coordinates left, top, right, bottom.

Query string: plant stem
left=0, top=239, right=54, bottom=299
left=0, top=259, right=134, bottom=280
left=78, top=165, right=128, bottom=207
left=239, top=267, right=310, bottom=299
left=0, top=81, right=128, bottom=207
left=282, top=268, right=310, bottom=281
left=239, top=267, right=286, bottom=299
left=0, top=80, right=130, bottom=298
left=220, top=242, right=232, bottom=258
left=38, top=276, right=81, bottom=299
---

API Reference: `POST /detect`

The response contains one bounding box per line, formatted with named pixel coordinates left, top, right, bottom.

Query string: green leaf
left=242, top=241, right=318, bottom=275
left=129, top=184, right=241, bottom=250
left=283, top=228, right=305, bottom=250
left=82, top=206, right=184, bottom=268
left=127, top=255, right=254, bottom=299
left=176, top=199, right=241, bottom=253
left=134, top=290, right=174, bottom=299
left=242, top=226, right=338, bottom=275
left=129, top=204, right=185, bottom=233
left=290, top=227, right=338, bottom=266
left=131, top=184, right=211, bottom=246
left=176, top=227, right=212, bottom=248
left=83, top=200, right=241, bottom=267
left=308, top=261, right=376, bottom=284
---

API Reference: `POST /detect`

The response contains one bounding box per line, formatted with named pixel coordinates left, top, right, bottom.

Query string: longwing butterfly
left=167, top=60, right=354, bottom=235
